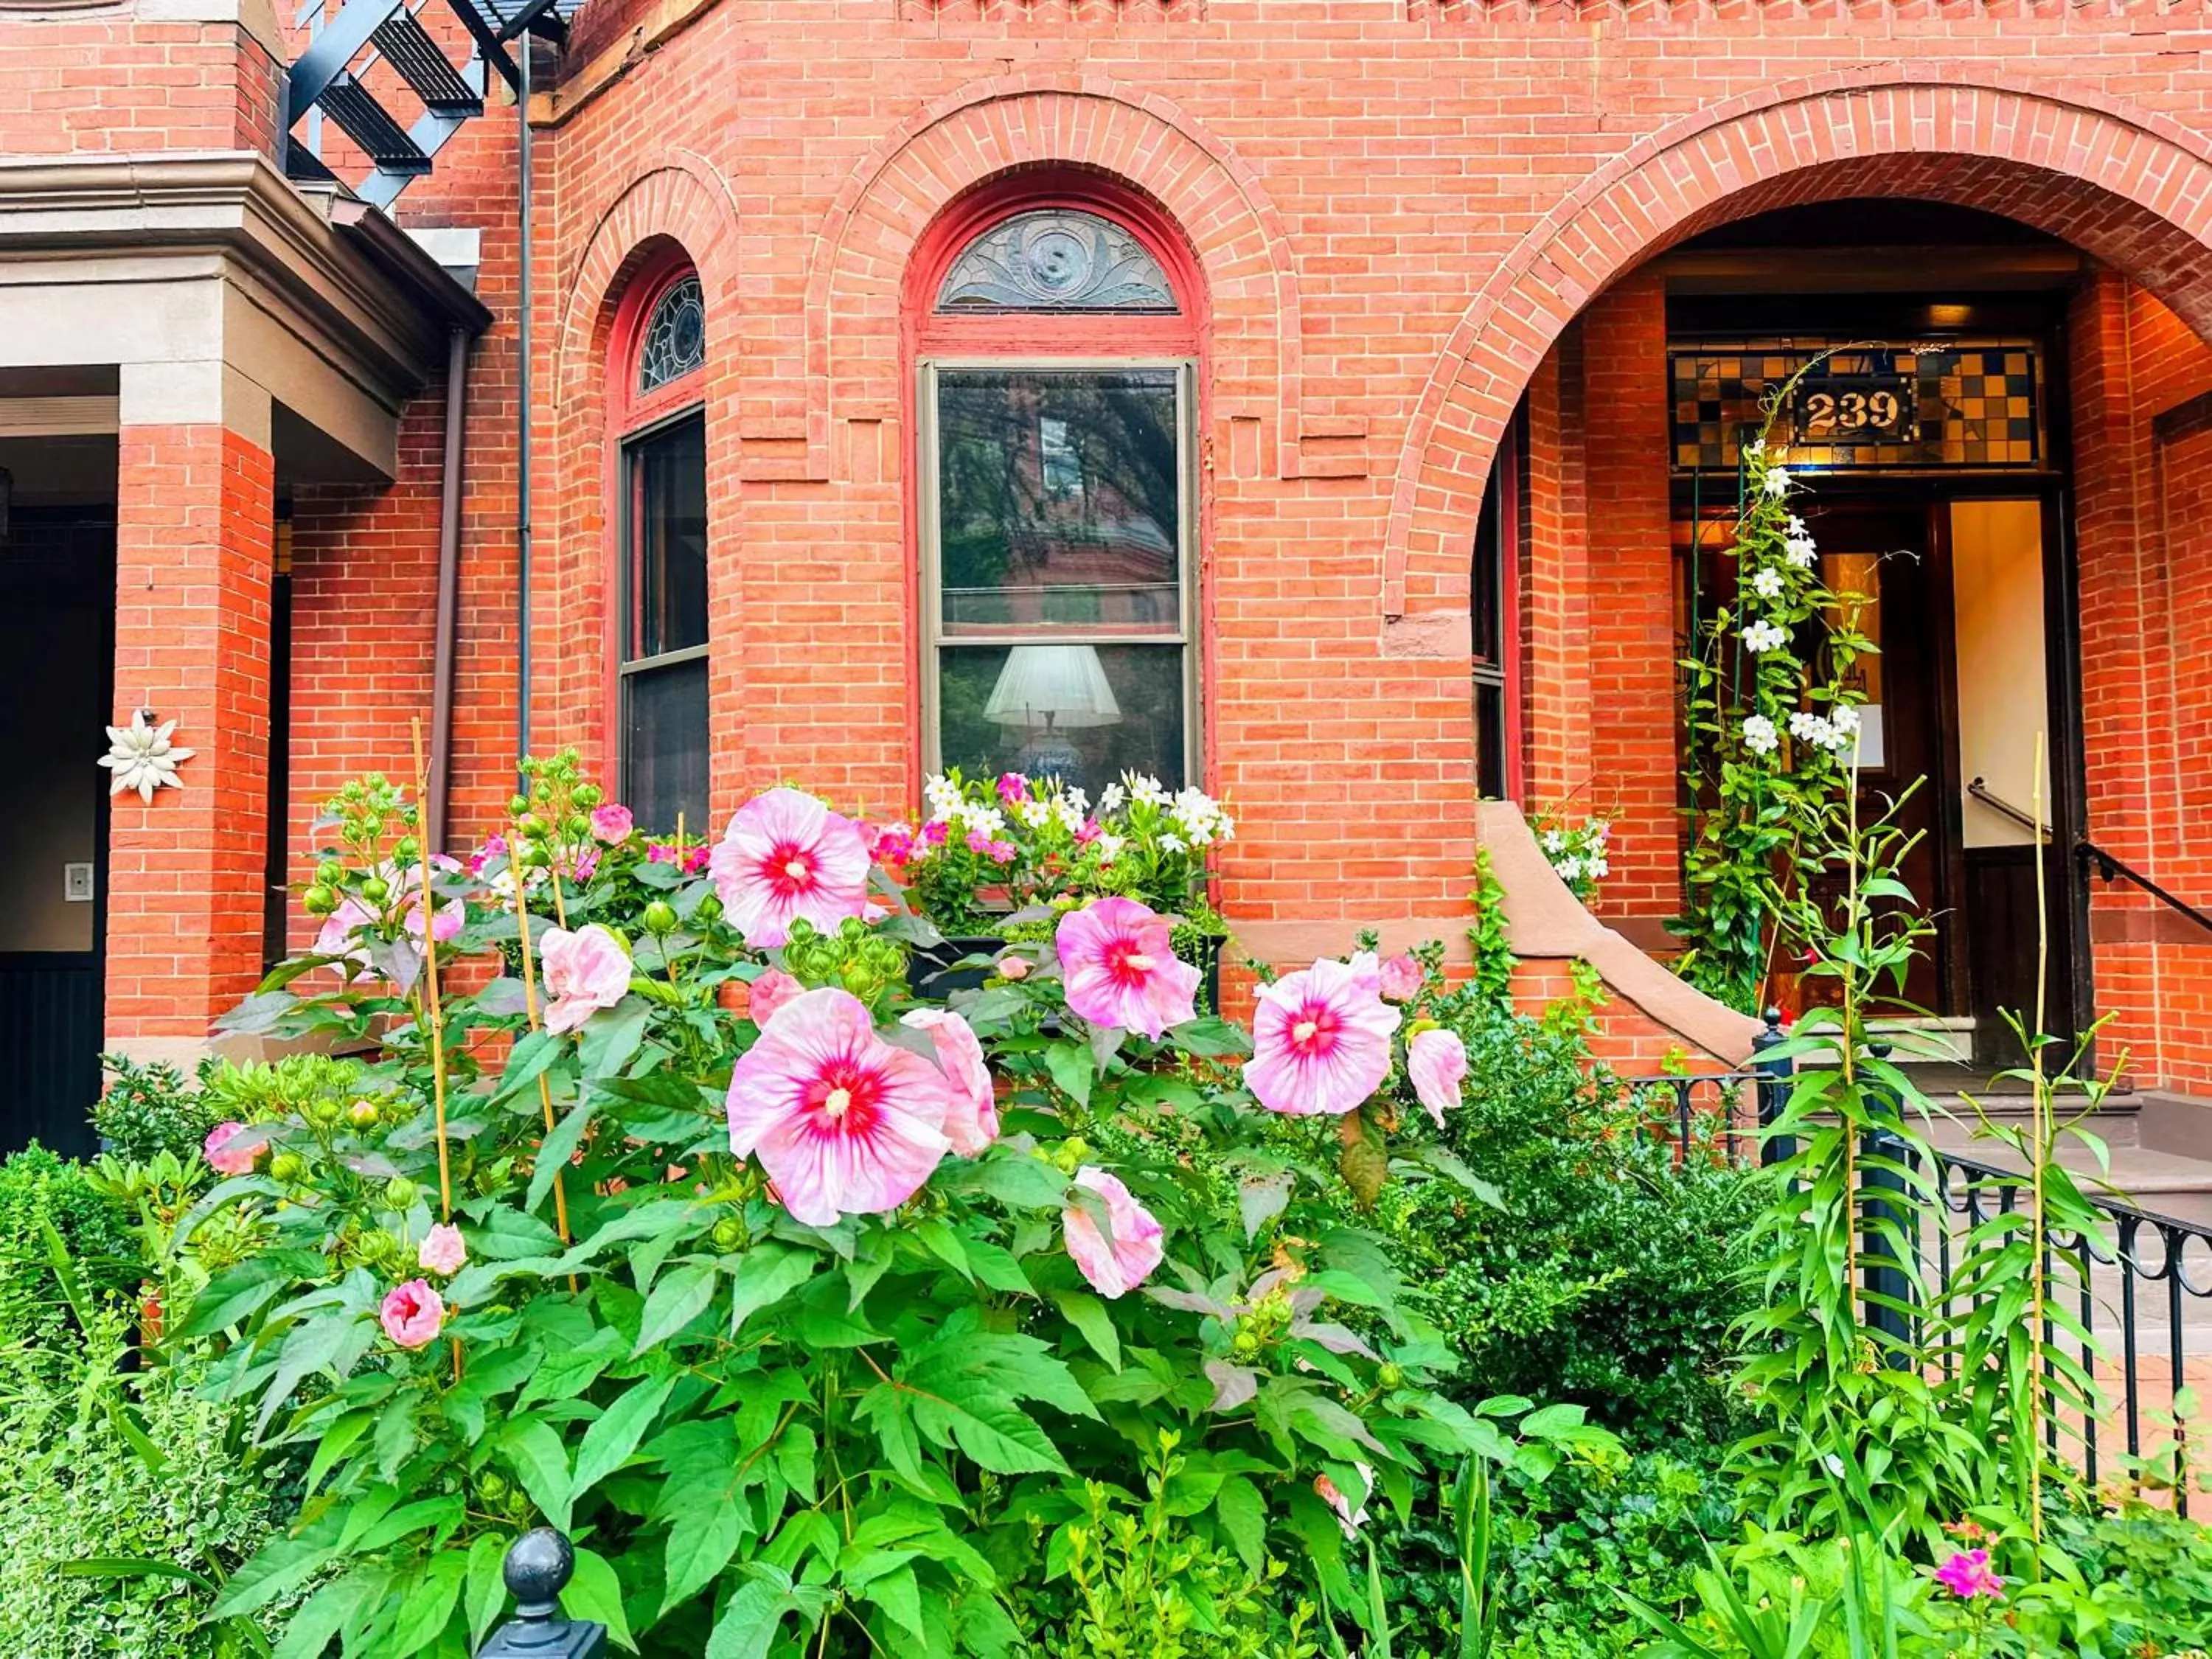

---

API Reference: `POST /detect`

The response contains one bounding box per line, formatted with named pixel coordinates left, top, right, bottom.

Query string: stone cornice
left=0, top=152, right=490, bottom=408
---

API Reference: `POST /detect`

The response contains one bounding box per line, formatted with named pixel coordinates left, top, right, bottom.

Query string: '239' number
left=1803, top=389, right=1903, bottom=436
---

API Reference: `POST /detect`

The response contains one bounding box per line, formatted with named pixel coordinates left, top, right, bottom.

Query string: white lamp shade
left=983, top=644, right=1123, bottom=728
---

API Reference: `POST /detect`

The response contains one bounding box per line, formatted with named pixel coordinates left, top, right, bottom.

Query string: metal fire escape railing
left=283, top=0, right=574, bottom=209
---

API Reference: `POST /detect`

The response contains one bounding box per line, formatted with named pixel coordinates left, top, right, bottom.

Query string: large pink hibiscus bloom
left=726, top=987, right=953, bottom=1225
left=1054, top=897, right=1200, bottom=1039
left=709, top=787, right=874, bottom=949
left=1243, top=952, right=1402, bottom=1117
left=1407, top=1026, right=1468, bottom=1128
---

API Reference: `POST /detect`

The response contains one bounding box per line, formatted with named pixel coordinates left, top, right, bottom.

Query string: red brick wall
left=108, top=424, right=275, bottom=1038
left=0, top=11, right=279, bottom=158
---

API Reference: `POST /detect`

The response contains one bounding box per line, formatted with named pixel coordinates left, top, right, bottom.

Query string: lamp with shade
left=984, top=644, right=1121, bottom=779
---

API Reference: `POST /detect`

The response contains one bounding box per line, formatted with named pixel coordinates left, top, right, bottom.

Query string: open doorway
left=0, top=437, right=116, bottom=1157
left=1665, top=212, right=2087, bottom=1071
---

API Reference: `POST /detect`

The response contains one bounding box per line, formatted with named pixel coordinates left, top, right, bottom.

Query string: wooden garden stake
left=509, top=828, right=576, bottom=1255
left=408, top=719, right=463, bottom=1381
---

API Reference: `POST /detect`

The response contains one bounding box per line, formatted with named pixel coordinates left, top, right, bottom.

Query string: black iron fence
left=1630, top=1015, right=2212, bottom=1512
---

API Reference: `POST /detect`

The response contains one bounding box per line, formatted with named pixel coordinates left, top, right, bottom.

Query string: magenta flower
left=1408, top=1027, right=1468, bottom=1129
left=404, top=893, right=464, bottom=945
left=417, top=1223, right=467, bottom=1276
left=995, top=772, right=1028, bottom=806
left=204, top=1121, right=259, bottom=1177
left=571, top=846, right=602, bottom=883
left=1934, top=1550, right=2004, bottom=1601
left=591, top=803, right=634, bottom=844
left=725, top=987, right=953, bottom=1225
left=1244, top=953, right=1402, bottom=1117
left=539, top=923, right=633, bottom=1035
left=646, top=841, right=680, bottom=865
left=1074, top=819, right=1102, bottom=846
left=872, top=823, right=917, bottom=866
left=1054, top=897, right=1201, bottom=1039
left=465, top=835, right=507, bottom=878
left=746, top=967, right=804, bottom=1027
left=1062, top=1166, right=1164, bottom=1298
left=710, top=787, right=874, bottom=949
left=900, top=1008, right=1000, bottom=1156
left=379, top=1279, right=445, bottom=1349
left=920, top=820, right=950, bottom=848
left=1377, top=952, right=1423, bottom=1002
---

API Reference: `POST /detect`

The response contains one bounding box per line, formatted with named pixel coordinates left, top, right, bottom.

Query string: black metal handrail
left=2077, top=838, right=2212, bottom=939
left=1966, top=776, right=2050, bottom=841
left=1635, top=1027, right=2210, bottom=1512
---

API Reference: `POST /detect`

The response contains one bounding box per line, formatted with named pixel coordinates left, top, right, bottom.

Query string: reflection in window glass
left=936, top=369, right=1179, bottom=636
left=622, top=413, right=710, bottom=835
left=938, top=643, right=1184, bottom=802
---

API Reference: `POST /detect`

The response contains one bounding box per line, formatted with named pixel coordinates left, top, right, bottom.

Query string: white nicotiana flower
left=1764, top=467, right=1792, bottom=497
left=1784, top=536, right=1818, bottom=569
left=1788, top=710, right=1829, bottom=745
left=1786, top=514, right=1808, bottom=538
left=1095, top=782, right=1127, bottom=817
left=1741, top=619, right=1790, bottom=653
left=1127, top=773, right=1171, bottom=807
left=1064, top=786, right=1091, bottom=817
left=1743, top=439, right=1765, bottom=461
left=1542, top=829, right=1565, bottom=852
left=1215, top=814, right=1235, bottom=841
left=1750, top=566, right=1785, bottom=600
left=1742, top=714, right=1780, bottom=756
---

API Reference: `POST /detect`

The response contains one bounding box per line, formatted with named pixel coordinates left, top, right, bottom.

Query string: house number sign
left=1791, top=374, right=1916, bottom=445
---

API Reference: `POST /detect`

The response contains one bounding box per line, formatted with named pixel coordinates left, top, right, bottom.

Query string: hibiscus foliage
left=164, top=755, right=1608, bottom=1657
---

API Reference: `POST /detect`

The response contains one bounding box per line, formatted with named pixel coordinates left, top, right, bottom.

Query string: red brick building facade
left=7, top=0, right=2212, bottom=1131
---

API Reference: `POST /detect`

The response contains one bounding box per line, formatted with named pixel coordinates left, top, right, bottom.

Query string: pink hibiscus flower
left=1054, top=897, right=1201, bottom=1039
left=417, top=1223, right=467, bottom=1276
left=900, top=1007, right=999, bottom=1155
left=1244, top=953, right=1402, bottom=1117
left=204, top=1121, right=260, bottom=1177
left=1407, top=1027, right=1468, bottom=1128
left=539, top=923, right=633, bottom=1034
left=746, top=967, right=804, bottom=1026
left=709, top=787, right=874, bottom=948
left=591, top=803, right=635, bottom=844
left=1062, top=1166, right=1164, bottom=1299
left=313, top=898, right=375, bottom=979
left=1377, top=952, right=1424, bottom=1002
left=725, top=987, right=953, bottom=1225
left=379, top=1279, right=445, bottom=1349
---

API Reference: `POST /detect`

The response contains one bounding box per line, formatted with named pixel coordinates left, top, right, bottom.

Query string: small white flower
left=1764, top=467, right=1793, bottom=498
left=1555, top=857, right=1582, bottom=883
left=1786, top=514, right=1808, bottom=538
left=1159, top=833, right=1188, bottom=855
left=1832, top=704, right=1861, bottom=736
left=1016, top=799, right=1051, bottom=829
left=1742, top=714, right=1779, bottom=756
left=1587, top=856, right=1610, bottom=879
left=1049, top=796, right=1085, bottom=832
left=1542, top=829, right=1566, bottom=854
left=1784, top=536, right=1818, bottom=569
left=1095, top=782, right=1127, bottom=817
left=1743, top=439, right=1766, bottom=460
left=1094, top=832, right=1125, bottom=863
left=1788, top=710, right=1830, bottom=745
left=1750, top=566, right=1785, bottom=600
left=1125, top=772, right=1171, bottom=807
left=1741, top=619, right=1790, bottom=653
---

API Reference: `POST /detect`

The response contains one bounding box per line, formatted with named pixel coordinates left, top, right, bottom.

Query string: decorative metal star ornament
left=98, top=709, right=194, bottom=804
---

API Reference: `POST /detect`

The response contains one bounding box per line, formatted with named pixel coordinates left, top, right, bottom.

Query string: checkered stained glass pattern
left=1669, top=342, right=2042, bottom=474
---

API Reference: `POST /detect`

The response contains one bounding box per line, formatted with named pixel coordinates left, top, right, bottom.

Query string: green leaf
left=273, top=1573, right=377, bottom=1659
left=578, top=1001, right=651, bottom=1080
left=499, top=1418, right=574, bottom=1532
left=561, top=1546, right=637, bottom=1652
left=178, top=1261, right=291, bottom=1338
left=633, top=1262, right=718, bottom=1356
left=662, top=1492, right=748, bottom=1612
left=303, top=1411, right=375, bottom=1499
left=1043, top=1043, right=1093, bottom=1109
left=729, top=1244, right=818, bottom=1335
left=573, top=1375, right=678, bottom=1502
left=465, top=1534, right=510, bottom=1651
left=706, top=1579, right=801, bottom=1659
left=859, top=1565, right=926, bottom=1642
left=212, top=1514, right=344, bottom=1619
left=1215, top=1475, right=1267, bottom=1575
left=908, top=1389, right=1067, bottom=1475
left=386, top=1551, right=467, bottom=1657
left=526, top=1092, right=595, bottom=1216
left=1049, top=1290, right=1120, bottom=1372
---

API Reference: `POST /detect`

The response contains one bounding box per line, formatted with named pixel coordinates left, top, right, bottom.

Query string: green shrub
left=93, top=1054, right=223, bottom=1165
left=0, top=1144, right=143, bottom=1348
left=0, top=1304, right=297, bottom=1659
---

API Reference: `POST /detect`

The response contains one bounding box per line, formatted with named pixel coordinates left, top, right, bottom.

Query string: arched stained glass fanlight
left=638, top=274, right=706, bottom=393
left=936, top=209, right=1178, bottom=313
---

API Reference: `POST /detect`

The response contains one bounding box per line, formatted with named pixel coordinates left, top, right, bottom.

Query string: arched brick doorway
left=1397, top=77, right=2212, bottom=1090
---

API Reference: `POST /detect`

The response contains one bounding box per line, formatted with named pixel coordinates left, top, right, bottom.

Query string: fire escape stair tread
left=316, top=72, right=433, bottom=173
left=371, top=10, right=482, bottom=116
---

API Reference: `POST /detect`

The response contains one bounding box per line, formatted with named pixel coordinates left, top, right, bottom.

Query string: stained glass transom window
left=637, top=274, right=705, bottom=394
left=936, top=210, right=1178, bottom=314
left=1668, top=341, right=2043, bottom=474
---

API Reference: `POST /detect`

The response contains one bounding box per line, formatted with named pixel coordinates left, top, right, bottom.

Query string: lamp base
left=1016, top=734, right=1082, bottom=781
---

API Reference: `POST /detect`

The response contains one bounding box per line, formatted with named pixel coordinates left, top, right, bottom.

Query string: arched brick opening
left=1384, top=77, right=2212, bottom=633
left=546, top=163, right=740, bottom=779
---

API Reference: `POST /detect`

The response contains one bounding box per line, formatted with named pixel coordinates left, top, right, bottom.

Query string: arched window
left=611, top=261, right=709, bottom=835
left=915, top=186, right=1200, bottom=800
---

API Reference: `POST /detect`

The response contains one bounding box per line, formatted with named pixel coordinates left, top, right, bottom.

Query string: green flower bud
left=509, top=793, right=532, bottom=817
left=516, top=813, right=545, bottom=839
left=359, top=877, right=390, bottom=905
left=383, top=1176, right=420, bottom=1211
left=477, top=1471, right=510, bottom=1503
left=315, top=860, right=345, bottom=887
left=573, top=783, right=604, bottom=809
left=563, top=813, right=591, bottom=839
left=692, top=894, right=723, bottom=925
left=642, top=900, right=678, bottom=935
left=838, top=917, right=866, bottom=944
left=268, top=1152, right=307, bottom=1184
left=710, top=1217, right=745, bottom=1251
left=394, top=836, right=421, bottom=863
left=1377, top=1362, right=1405, bottom=1390
left=1232, top=1328, right=1262, bottom=1358
left=348, top=1099, right=380, bottom=1128
left=302, top=884, right=338, bottom=917
left=304, top=1095, right=344, bottom=1127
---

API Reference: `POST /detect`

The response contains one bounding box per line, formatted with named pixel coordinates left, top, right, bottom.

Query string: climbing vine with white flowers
left=1672, top=383, right=1874, bottom=1014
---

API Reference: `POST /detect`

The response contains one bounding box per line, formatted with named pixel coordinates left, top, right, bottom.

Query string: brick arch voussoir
left=1382, top=75, right=2212, bottom=647
left=545, top=157, right=742, bottom=764
left=801, top=72, right=1304, bottom=481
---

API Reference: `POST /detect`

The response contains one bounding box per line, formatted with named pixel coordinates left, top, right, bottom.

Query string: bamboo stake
left=509, top=821, right=576, bottom=1254
left=2027, top=732, right=2051, bottom=1548
left=408, top=718, right=462, bottom=1382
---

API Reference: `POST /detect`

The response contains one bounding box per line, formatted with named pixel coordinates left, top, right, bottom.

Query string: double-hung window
left=917, top=203, right=1199, bottom=801
left=616, top=271, right=709, bottom=834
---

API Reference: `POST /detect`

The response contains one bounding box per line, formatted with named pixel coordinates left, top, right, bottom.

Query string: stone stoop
left=1925, top=1087, right=2212, bottom=1231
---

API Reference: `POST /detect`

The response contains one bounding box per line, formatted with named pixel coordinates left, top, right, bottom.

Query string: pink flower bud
left=417, top=1223, right=467, bottom=1277
left=379, top=1279, right=445, bottom=1349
